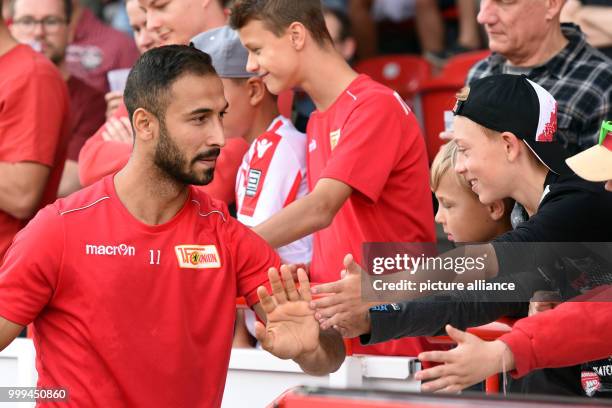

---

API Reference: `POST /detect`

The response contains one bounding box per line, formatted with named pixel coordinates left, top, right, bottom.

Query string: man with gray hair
left=465, top=0, right=612, bottom=154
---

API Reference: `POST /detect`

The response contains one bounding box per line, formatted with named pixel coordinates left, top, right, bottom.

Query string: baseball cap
left=566, top=121, right=612, bottom=181
left=453, top=74, right=572, bottom=175
left=190, top=26, right=255, bottom=79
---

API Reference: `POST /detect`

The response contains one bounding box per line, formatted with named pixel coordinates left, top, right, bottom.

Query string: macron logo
left=86, top=243, right=136, bottom=257
left=256, top=138, right=273, bottom=158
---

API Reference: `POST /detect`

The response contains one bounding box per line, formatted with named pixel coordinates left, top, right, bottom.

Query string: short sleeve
left=321, top=93, right=421, bottom=203
left=0, top=66, right=68, bottom=166
left=0, top=206, right=64, bottom=325
left=226, top=217, right=280, bottom=307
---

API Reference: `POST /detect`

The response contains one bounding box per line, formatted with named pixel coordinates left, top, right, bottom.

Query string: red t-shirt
left=0, top=175, right=279, bottom=407
left=307, top=74, right=436, bottom=356
left=0, top=44, right=70, bottom=257
left=78, top=103, right=250, bottom=205
left=66, top=75, right=106, bottom=161
left=66, top=9, right=139, bottom=93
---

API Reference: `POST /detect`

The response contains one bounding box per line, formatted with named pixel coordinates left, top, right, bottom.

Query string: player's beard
left=153, top=119, right=219, bottom=186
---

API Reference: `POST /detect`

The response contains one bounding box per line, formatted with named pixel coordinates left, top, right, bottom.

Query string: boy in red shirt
left=231, top=0, right=436, bottom=356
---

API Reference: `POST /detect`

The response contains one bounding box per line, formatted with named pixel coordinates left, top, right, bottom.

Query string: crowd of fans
left=0, top=0, right=611, bottom=405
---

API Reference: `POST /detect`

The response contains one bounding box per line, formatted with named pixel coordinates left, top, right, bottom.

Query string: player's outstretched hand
left=415, top=325, right=514, bottom=393
left=255, top=265, right=319, bottom=360
left=310, top=254, right=372, bottom=337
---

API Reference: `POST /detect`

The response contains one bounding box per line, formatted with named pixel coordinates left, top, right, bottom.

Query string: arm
left=253, top=266, right=345, bottom=376
left=0, top=316, right=24, bottom=352
left=0, top=63, right=68, bottom=218
left=415, top=325, right=515, bottom=393
left=0, top=162, right=51, bottom=219
left=253, top=178, right=352, bottom=248
left=415, top=286, right=612, bottom=392
left=501, top=285, right=612, bottom=377
left=349, top=0, right=377, bottom=60
left=58, top=160, right=81, bottom=197
left=78, top=117, right=132, bottom=187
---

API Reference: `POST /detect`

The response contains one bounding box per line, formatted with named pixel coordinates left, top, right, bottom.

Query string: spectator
left=348, top=0, right=415, bottom=59
left=140, top=0, right=227, bottom=46
left=66, top=0, right=139, bottom=93
left=416, top=0, right=482, bottom=67
left=431, top=141, right=512, bottom=244
left=232, top=0, right=437, bottom=357
left=415, top=132, right=612, bottom=393
left=9, top=0, right=106, bottom=197
left=192, top=26, right=312, bottom=347
left=78, top=0, right=248, bottom=208
left=0, top=44, right=344, bottom=406
left=0, top=0, right=70, bottom=257
left=292, top=5, right=356, bottom=132
left=324, top=6, right=356, bottom=62
left=465, top=0, right=612, bottom=154
left=561, top=0, right=612, bottom=59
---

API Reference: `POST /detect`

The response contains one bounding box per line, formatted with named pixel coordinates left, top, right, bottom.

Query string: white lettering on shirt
left=85, top=244, right=136, bottom=257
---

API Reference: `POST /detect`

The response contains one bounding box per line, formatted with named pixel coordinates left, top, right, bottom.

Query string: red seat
left=441, top=49, right=491, bottom=81
left=416, top=78, right=462, bottom=164
left=416, top=50, right=490, bottom=163
left=354, top=55, right=432, bottom=103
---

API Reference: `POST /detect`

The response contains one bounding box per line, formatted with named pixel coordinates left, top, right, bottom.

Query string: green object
left=598, top=120, right=612, bottom=145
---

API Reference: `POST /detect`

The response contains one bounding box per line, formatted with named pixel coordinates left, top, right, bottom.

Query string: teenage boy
left=231, top=0, right=436, bottom=357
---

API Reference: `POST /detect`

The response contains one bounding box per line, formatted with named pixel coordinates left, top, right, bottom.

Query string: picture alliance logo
left=85, top=243, right=136, bottom=256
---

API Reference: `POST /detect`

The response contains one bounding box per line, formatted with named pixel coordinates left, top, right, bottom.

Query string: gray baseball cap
left=190, top=26, right=254, bottom=79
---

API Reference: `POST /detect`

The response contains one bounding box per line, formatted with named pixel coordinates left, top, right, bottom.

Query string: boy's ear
left=288, top=22, right=307, bottom=51
left=247, top=77, right=266, bottom=106
left=487, top=200, right=506, bottom=221
left=500, top=131, right=522, bottom=163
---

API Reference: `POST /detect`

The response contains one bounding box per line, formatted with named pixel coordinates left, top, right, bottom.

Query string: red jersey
left=0, top=175, right=279, bottom=407
left=78, top=102, right=249, bottom=205
left=0, top=44, right=70, bottom=257
left=66, top=75, right=106, bottom=161
left=66, top=9, right=139, bottom=93
left=307, top=75, right=436, bottom=356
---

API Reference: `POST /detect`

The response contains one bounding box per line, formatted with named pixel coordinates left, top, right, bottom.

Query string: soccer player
left=0, top=45, right=344, bottom=407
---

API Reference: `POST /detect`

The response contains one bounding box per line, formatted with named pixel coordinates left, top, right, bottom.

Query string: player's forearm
left=0, top=163, right=49, bottom=219
left=294, top=328, right=345, bottom=376
left=0, top=317, right=25, bottom=352
left=253, top=194, right=333, bottom=248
